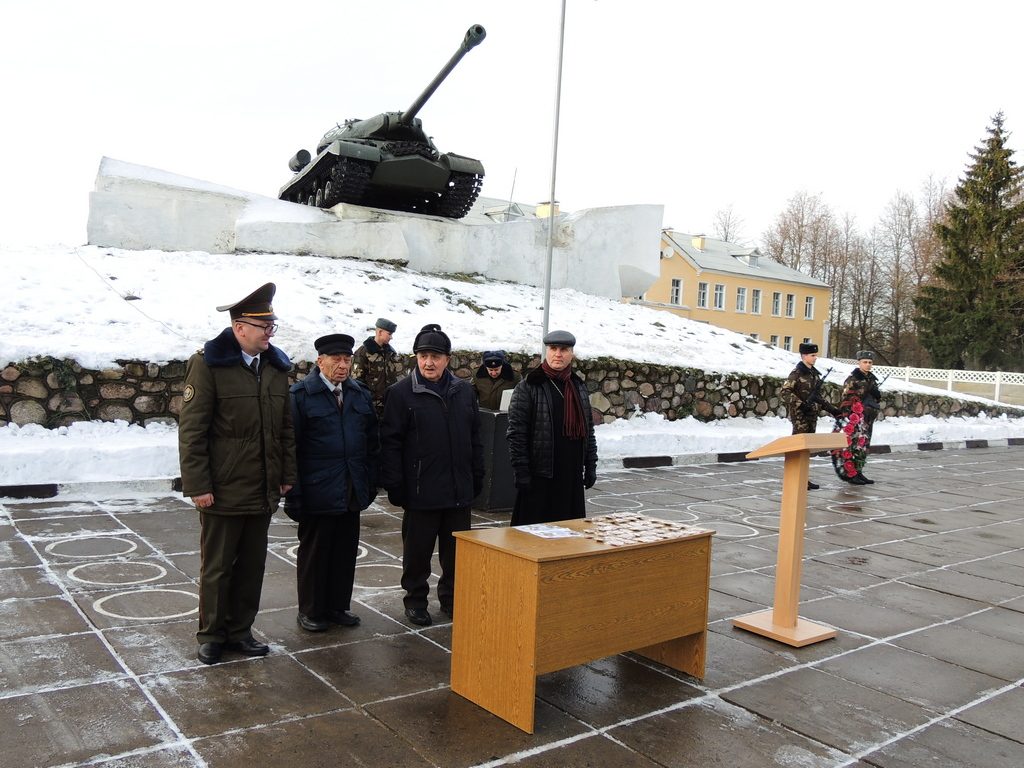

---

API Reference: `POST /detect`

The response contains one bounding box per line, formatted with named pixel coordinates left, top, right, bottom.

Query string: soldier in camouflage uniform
left=780, top=342, right=839, bottom=490
left=841, top=350, right=882, bottom=484
left=352, top=318, right=407, bottom=416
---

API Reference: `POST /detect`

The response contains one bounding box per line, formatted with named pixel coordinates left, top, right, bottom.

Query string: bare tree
left=761, top=191, right=831, bottom=274
left=712, top=205, right=745, bottom=244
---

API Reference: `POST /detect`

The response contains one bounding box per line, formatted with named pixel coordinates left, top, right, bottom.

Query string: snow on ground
left=3, top=243, right=1023, bottom=486
left=3, top=413, right=1024, bottom=486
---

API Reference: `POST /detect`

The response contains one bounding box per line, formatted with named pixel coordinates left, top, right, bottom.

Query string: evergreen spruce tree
left=915, top=112, right=1024, bottom=369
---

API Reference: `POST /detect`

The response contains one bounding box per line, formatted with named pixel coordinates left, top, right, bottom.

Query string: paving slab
left=954, top=685, right=1024, bottom=745
left=890, top=623, right=1024, bottom=681
left=816, top=644, right=1005, bottom=711
left=861, top=719, right=1024, bottom=768
left=721, top=667, right=934, bottom=753
left=608, top=697, right=847, bottom=767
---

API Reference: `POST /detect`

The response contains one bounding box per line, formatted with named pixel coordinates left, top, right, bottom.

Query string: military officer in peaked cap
left=780, top=342, right=839, bottom=490
left=286, top=332, right=379, bottom=632
left=178, top=282, right=297, bottom=665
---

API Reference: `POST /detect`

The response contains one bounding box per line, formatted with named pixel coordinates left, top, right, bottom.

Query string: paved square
left=2, top=447, right=1023, bottom=767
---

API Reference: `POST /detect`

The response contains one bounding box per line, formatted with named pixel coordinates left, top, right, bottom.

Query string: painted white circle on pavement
left=68, top=561, right=167, bottom=586
left=93, top=588, right=199, bottom=620
left=45, top=536, right=138, bottom=559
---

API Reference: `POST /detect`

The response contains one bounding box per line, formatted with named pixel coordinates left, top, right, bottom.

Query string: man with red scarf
left=507, top=330, right=598, bottom=526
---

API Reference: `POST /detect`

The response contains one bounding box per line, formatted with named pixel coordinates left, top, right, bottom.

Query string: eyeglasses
left=237, top=320, right=278, bottom=335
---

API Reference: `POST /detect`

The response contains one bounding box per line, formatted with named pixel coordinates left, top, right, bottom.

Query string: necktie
left=333, top=386, right=343, bottom=410
left=249, top=357, right=260, bottom=376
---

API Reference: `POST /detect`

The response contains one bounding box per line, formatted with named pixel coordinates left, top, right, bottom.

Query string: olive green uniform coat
left=352, top=337, right=407, bottom=415
left=178, top=327, right=297, bottom=644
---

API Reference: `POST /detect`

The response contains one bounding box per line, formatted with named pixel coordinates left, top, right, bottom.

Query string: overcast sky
left=2, top=0, right=1022, bottom=247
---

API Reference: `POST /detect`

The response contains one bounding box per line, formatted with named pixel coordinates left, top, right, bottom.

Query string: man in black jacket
left=506, top=330, right=598, bottom=526
left=380, top=324, right=484, bottom=626
left=287, top=333, right=379, bottom=632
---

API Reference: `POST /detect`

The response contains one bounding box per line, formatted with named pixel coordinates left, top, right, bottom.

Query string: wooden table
left=450, top=519, right=712, bottom=733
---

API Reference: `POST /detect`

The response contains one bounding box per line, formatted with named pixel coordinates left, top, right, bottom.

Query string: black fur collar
left=203, top=327, right=291, bottom=370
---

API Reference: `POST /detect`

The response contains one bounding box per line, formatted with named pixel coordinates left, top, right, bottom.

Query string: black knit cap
left=413, top=323, right=451, bottom=355
left=315, top=333, right=355, bottom=356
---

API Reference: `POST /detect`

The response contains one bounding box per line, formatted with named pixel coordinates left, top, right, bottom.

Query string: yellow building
left=633, top=231, right=832, bottom=352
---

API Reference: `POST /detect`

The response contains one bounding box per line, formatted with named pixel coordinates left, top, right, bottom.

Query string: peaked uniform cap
left=217, top=282, right=278, bottom=321
left=315, top=333, right=355, bottom=355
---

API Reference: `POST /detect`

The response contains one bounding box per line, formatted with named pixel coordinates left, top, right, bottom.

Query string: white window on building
left=772, top=292, right=781, bottom=316
left=785, top=293, right=795, bottom=318
left=713, top=283, right=725, bottom=310
left=783, top=336, right=792, bottom=351
left=736, top=287, right=747, bottom=312
left=804, top=295, right=815, bottom=319
left=697, top=282, right=708, bottom=308
left=803, top=337, right=812, bottom=344
left=770, top=334, right=779, bottom=346
left=751, top=289, right=762, bottom=314
left=670, top=278, right=682, bottom=305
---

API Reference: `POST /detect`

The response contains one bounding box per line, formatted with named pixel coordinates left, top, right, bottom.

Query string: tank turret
left=279, top=25, right=486, bottom=219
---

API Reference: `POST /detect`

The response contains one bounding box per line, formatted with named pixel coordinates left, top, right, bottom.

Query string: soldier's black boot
left=848, top=475, right=869, bottom=485
left=859, top=475, right=875, bottom=484
left=807, top=481, right=820, bottom=490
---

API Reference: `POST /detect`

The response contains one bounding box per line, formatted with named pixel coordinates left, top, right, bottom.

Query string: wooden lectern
left=732, top=433, right=847, bottom=647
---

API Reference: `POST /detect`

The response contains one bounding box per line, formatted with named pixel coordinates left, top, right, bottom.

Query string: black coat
left=506, top=366, right=597, bottom=484
left=380, top=369, right=484, bottom=511
left=288, top=370, right=379, bottom=515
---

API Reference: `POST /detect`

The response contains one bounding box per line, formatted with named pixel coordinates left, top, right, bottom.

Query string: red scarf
left=541, top=362, right=587, bottom=439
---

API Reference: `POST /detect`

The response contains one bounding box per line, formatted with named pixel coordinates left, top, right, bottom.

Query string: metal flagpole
left=541, top=0, right=567, bottom=347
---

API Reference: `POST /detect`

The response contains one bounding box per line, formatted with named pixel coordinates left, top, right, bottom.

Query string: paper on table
left=515, top=524, right=585, bottom=538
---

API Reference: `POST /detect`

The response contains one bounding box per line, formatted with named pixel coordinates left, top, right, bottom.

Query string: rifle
left=803, top=366, right=833, bottom=413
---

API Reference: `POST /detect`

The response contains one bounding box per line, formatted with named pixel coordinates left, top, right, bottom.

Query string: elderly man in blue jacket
left=380, top=324, right=484, bottom=627
left=287, top=333, right=379, bottom=632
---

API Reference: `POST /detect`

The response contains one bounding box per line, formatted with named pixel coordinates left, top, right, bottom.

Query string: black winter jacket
left=506, top=366, right=597, bottom=484
left=288, top=370, right=379, bottom=516
left=379, top=369, right=484, bottom=510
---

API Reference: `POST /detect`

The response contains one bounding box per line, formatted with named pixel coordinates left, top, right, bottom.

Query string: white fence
left=834, top=360, right=1024, bottom=405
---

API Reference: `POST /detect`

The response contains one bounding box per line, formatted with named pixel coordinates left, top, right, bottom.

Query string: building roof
left=662, top=231, right=831, bottom=289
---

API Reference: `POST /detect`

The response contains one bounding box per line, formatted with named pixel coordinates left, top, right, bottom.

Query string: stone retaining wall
left=2, top=354, right=1019, bottom=429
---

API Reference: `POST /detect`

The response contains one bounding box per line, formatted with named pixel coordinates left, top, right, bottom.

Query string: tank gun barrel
left=399, top=24, right=485, bottom=125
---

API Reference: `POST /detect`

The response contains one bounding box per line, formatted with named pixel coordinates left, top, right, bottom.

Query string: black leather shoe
left=859, top=475, right=875, bottom=484
left=296, top=613, right=330, bottom=632
left=807, top=481, right=820, bottom=490
left=848, top=475, right=869, bottom=485
left=197, top=641, right=224, bottom=665
left=227, top=637, right=269, bottom=656
left=405, top=607, right=432, bottom=626
left=327, top=609, right=361, bottom=626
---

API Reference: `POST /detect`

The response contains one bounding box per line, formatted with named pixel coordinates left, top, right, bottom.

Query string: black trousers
left=401, top=507, right=471, bottom=611
left=197, top=512, right=271, bottom=644
left=296, top=512, right=360, bottom=619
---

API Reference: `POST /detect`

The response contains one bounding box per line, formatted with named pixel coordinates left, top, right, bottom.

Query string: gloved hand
left=584, top=466, right=597, bottom=489
left=386, top=488, right=405, bottom=508
left=283, top=495, right=303, bottom=522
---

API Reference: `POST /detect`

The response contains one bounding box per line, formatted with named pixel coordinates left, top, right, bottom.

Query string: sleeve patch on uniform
left=183, top=384, right=195, bottom=402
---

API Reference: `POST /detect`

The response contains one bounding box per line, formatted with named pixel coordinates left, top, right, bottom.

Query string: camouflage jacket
left=352, top=337, right=407, bottom=413
left=843, top=369, right=881, bottom=420
left=780, top=361, right=836, bottom=433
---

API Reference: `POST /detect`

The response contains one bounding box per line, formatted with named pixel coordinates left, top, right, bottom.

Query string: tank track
left=425, top=171, right=483, bottom=219
left=323, top=157, right=373, bottom=208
